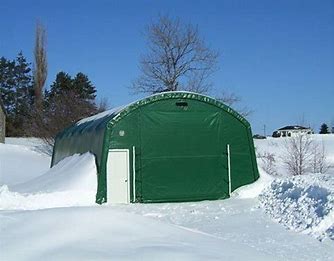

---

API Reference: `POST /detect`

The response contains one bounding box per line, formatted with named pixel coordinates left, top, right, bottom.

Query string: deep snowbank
left=0, top=153, right=97, bottom=210
left=0, top=142, right=50, bottom=186
left=259, top=174, right=334, bottom=241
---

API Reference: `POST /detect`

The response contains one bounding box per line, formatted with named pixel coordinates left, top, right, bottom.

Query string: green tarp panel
left=51, top=92, right=259, bottom=204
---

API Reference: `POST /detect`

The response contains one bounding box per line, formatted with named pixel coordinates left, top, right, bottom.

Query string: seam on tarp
left=247, top=126, right=259, bottom=182
left=139, top=108, right=143, bottom=203
left=96, top=125, right=110, bottom=204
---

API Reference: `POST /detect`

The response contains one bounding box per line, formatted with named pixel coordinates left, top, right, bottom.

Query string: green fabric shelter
left=51, top=92, right=259, bottom=204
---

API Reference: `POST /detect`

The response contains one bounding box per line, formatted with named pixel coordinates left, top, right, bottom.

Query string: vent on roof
left=175, top=101, right=188, bottom=107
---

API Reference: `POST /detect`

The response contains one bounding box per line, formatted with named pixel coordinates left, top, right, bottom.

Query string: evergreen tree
left=0, top=55, right=99, bottom=139
left=0, top=57, right=16, bottom=115
left=0, top=52, right=33, bottom=136
left=33, top=71, right=98, bottom=145
left=15, top=52, right=33, bottom=100
left=72, top=72, right=96, bottom=100
left=48, top=71, right=96, bottom=100
left=14, top=52, right=34, bottom=131
left=319, top=123, right=329, bottom=134
left=48, top=71, right=73, bottom=98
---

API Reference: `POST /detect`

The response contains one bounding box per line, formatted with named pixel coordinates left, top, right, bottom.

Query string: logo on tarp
left=119, top=130, right=125, bottom=136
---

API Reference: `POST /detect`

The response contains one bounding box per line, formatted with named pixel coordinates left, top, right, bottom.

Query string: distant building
left=0, top=98, right=5, bottom=143
left=272, top=125, right=312, bottom=138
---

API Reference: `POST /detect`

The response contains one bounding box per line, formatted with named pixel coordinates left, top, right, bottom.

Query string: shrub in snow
left=282, top=134, right=314, bottom=176
left=257, top=151, right=277, bottom=176
left=282, top=134, right=332, bottom=176
left=310, top=141, right=331, bottom=174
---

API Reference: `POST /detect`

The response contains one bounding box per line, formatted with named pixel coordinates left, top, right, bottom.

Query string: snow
left=0, top=207, right=275, bottom=261
left=12, top=153, right=96, bottom=194
left=76, top=105, right=125, bottom=125
left=114, top=199, right=334, bottom=260
left=259, top=174, right=334, bottom=241
left=255, top=134, right=334, bottom=176
left=1, top=136, right=334, bottom=260
left=254, top=135, right=334, bottom=242
left=0, top=153, right=97, bottom=210
left=0, top=139, right=51, bottom=186
left=232, top=169, right=274, bottom=199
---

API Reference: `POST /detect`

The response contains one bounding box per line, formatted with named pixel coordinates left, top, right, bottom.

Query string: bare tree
left=216, top=90, right=253, bottom=117
left=311, top=141, right=330, bottom=174
left=33, top=21, right=47, bottom=109
left=28, top=90, right=98, bottom=146
left=132, top=15, right=218, bottom=94
left=97, top=97, right=110, bottom=112
left=282, top=134, right=313, bottom=176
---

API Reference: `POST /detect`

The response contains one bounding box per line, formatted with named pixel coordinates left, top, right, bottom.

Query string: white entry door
left=107, top=149, right=130, bottom=204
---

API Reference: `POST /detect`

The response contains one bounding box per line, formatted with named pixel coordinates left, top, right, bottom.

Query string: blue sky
left=1, top=0, right=333, bottom=134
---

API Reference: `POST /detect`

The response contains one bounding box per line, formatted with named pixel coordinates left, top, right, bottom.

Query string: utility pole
left=263, top=124, right=266, bottom=137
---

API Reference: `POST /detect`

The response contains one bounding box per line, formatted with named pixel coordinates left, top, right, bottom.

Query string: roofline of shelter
left=106, top=91, right=250, bottom=129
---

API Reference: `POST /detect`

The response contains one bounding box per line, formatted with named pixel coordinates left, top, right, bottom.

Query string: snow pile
left=0, top=153, right=97, bottom=210
left=259, top=174, right=334, bottom=241
left=5, top=137, right=53, bottom=155
left=0, top=142, right=50, bottom=186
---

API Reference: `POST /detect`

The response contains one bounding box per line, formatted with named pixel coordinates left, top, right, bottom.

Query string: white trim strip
left=227, top=144, right=231, bottom=195
left=127, top=150, right=130, bottom=203
left=132, top=146, right=136, bottom=203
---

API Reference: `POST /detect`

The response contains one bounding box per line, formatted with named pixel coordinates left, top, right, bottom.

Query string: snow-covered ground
left=1, top=135, right=334, bottom=260
left=0, top=138, right=51, bottom=186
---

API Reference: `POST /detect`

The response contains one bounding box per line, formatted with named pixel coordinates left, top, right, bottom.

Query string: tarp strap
left=227, top=144, right=231, bottom=195
left=132, top=146, right=136, bottom=202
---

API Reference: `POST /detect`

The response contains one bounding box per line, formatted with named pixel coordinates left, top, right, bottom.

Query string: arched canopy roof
left=57, top=91, right=250, bottom=140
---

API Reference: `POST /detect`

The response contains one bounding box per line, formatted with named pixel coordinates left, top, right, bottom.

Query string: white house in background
left=272, top=125, right=313, bottom=137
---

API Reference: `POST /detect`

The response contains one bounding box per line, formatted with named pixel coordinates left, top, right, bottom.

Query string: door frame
left=107, top=149, right=130, bottom=203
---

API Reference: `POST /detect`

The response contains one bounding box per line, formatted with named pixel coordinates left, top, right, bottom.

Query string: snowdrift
left=232, top=168, right=273, bottom=199
left=0, top=141, right=50, bottom=186
left=259, top=174, right=334, bottom=241
left=0, top=153, right=97, bottom=210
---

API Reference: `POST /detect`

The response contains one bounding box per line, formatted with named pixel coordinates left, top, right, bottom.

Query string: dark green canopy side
left=51, top=92, right=259, bottom=204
